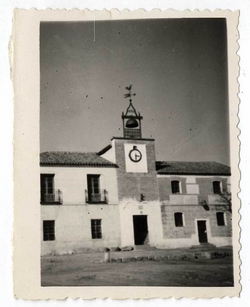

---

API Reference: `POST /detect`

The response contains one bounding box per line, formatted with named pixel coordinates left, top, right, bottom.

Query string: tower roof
left=122, top=101, right=142, bottom=119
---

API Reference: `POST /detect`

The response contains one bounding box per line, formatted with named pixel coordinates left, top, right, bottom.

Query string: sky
left=40, top=18, right=230, bottom=165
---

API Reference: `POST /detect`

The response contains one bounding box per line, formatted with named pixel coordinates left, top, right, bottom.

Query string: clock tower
left=109, top=86, right=159, bottom=201
left=98, top=85, right=159, bottom=201
left=98, top=86, right=161, bottom=247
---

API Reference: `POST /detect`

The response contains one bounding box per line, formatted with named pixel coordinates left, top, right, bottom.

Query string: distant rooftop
left=40, top=151, right=118, bottom=168
left=156, top=161, right=231, bottom=176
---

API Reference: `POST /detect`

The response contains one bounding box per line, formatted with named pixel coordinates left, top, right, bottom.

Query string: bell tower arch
left=122, top=85, right=143, bottom=139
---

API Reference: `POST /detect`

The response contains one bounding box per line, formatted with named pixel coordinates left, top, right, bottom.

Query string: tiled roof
left=156, top=161, right=231, bottom=176
left=40, top=151, right=118, bottom=168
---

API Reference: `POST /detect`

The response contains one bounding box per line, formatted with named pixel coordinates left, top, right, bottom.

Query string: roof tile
left=40, top=151, right=117, bottom=168
left=156, top=161, right=230, bottom=176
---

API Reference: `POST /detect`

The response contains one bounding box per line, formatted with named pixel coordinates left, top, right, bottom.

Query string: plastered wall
left=41, top=204, right=121, bottom=255
left=40, top=166, right=119, bottom=205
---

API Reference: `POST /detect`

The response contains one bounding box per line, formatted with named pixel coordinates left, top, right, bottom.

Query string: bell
left=126, top=117, right=139, bottom=128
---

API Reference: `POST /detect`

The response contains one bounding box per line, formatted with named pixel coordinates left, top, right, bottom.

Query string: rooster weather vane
left=124, top=85, right=136, bottom=103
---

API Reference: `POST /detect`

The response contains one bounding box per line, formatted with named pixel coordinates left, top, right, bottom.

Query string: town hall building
left=40, top=92, right=232, bottom=255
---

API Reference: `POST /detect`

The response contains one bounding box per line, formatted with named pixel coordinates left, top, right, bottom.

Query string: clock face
left=129, top=146, right=142, bottom=163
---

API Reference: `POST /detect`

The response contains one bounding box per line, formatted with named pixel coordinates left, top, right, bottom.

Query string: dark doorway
left=133, top=215, right=148, bottom=245
left=197, top=220, right=208, bottom=243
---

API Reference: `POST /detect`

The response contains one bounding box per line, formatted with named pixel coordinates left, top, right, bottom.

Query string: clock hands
left=129, top=146, right=142, bottom=163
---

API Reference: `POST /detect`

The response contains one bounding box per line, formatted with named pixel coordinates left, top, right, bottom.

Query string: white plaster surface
left=41, top=166, right=119, bottom=205
left=119, top=198, right=163, bottom=246
left=186, top=184, right=199, bottom=194
left=99, top=140, right=116, bottom=163
left=186, top=176, right=197, bottom=183
left=41, top=204, right=121, bottom=254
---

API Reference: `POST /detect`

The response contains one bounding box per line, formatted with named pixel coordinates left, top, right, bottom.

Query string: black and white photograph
left=39, top=16, right=235, bottom=288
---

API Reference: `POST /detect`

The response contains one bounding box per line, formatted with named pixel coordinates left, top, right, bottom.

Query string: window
left=91, top=219, right=102, bottom=239
left=43, top=220, right=55, bottom=241
left=88, top=175, right=100, bottom=194
left=87, top=175, right=104, bottom=203
left=216, top=212, right=225, bottom=226
left=213, top=181, right=221, bottom=194
left=41, top=174, right=54, bottom=202
left=171, top=180, right=180, bottom=194
left=174, top=212, right=184, bottom=227
left=87, top=174, right=100, bottom=198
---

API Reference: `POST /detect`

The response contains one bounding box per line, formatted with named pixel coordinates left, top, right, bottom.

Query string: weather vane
left=124, top=85, right=136, bottom=103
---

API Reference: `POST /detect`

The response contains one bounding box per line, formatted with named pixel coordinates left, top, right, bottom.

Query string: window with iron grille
left=91, top=219, right=102, bottom=239
left=213, top=181, right=221, bottom=194
left=171, top=180, right=180, bottom=194
left=216, top=212, right=225, bottom=226
left=174, top=212, right=184, bottom=227
left=43, top=220, right=55, bottom=241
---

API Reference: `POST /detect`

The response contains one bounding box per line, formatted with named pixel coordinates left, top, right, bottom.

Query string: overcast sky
left=40, top=18, right=230, bottom=165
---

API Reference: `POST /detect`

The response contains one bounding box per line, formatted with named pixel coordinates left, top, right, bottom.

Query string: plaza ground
left=41, top=247, right=234, bottom=287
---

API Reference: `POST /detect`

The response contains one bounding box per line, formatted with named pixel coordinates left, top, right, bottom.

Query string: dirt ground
left=41, top=252, right=234, bottom=287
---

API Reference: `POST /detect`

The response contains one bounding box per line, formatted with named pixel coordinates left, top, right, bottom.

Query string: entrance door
left=133, top=215, right=148, bottom=245
left=197, top=220, right=208, bottom=243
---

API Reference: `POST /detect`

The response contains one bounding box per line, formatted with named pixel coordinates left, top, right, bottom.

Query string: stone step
left=100, top=249, right=232, bottom=263
left=134, top=244, right=156, bottom=251
left=190, top=243, right=217, bottom=250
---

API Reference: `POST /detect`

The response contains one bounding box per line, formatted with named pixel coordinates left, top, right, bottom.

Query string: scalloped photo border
left=12, top=9, right=240, bottom=299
